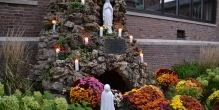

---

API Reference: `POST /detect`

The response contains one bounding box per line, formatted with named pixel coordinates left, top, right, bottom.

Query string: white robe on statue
left=100, top=84, right=115, bottom=110
left=103, top=0, right=113, bottom=33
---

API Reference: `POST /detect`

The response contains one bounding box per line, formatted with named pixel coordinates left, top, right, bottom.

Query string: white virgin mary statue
left=103, top=0, right=113, bottom=34
left=100, top=84, right=115, bottom=110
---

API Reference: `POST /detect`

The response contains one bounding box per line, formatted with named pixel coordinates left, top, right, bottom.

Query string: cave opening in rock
left=95, top=70, right=130, bottom=93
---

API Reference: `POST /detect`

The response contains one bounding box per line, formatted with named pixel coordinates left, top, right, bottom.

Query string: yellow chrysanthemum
left=170, top=95, right=187, bottom=110
left=207, top=90, right=219, bottom=104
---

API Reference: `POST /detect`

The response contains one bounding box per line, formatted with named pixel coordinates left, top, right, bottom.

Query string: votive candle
left=100, top=26, right=103, bottom=37
left=52, top=20, right=57, bottom=31
left=118, top=28, right=122, bottom=37
left=75, top=59, right=79, bottom=71
left=139, top=52, right=144, bottom=63
left=81, top=0, right=85, bottom=4
left=129, top=35, right=133, bottom=43
left=55, top=48, right=60, bottom=60
left=84, top=37, right=88, bottom=45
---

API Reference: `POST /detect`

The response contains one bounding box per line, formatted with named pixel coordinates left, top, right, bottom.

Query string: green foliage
left=69, top=2, right=85, bottom=9
left=77, top=44, right=99, bottom=63
left=104, top=33, right=116, bottom=39
left=43, top=91, right=55, bottom=100
left=0, top=95, right=20, bottom=110
left=172, top=62, right=205, bottom=79
left=68, top=101, right=93, bottom=110
left=0, top=85, right=68, bottom=110
left=176, top=88, right=202, bottom=99
left=0, top=83, right=4, bottom=97
left=21, top=96, right=40, bottom=110
left=41, top=99, right=56, bottom=110
left=33, top=91, right=43, bottom=102
left=43, top=23, right=53, bottom=31
left=57, top=36, right=67, bottom=47
left=55, top=97, right=68, bottom=110
left=197, top=67, right=219, bottom=101
left=40, top=63, right=54, bottom=81
left=13, top=90, right=22, bottom=98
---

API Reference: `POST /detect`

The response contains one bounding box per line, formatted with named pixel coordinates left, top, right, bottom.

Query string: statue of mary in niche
left=103, top=0, right=113, bottom=34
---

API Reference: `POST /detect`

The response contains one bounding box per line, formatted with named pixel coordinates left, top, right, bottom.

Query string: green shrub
left=21, top=96, right=40, bottom=110
left=68, top=101, right=92, bottom=110
left=55, top=98, right=68, bottom=110
left=0, top=95, right=19, bottom=110
left=197, top=67, right=219, bottom=101
left=69, top=2, right=85, bottom=9
left=0, top=83, right=69, bottom=110
left=172, top=62, right=205, bottom=79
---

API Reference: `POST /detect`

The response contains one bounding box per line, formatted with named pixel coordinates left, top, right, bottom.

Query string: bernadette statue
left=103, top=0, right=113, bottom=34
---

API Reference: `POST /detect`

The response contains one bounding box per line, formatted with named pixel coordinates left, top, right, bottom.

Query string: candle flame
left=52, top=20, right=57, bottom=24
left=130, top=35, right=133, bottom=39
left=139, top=51, right=143, bottom=56
left=56, top=48, right=60, bottom=53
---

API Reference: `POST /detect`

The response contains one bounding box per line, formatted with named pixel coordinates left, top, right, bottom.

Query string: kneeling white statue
left=100, top=84, right=115, bottom=110
left=103, top=0, right=113, bottom=34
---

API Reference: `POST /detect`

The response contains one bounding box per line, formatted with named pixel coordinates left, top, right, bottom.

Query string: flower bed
left=154, top=69, right=178, bottom=87
left=170, top=95, right=204, bottom=110
left=207, top=90, right=219, bottom=109
left=70, top=77, right=103, bottom=107
left=175, top=78, right=203, bottom=98
left=122, top=85, right=169, bottom=110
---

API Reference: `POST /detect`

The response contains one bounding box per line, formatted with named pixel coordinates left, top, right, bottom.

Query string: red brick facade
left=138, top=44, right=201, bottom=69
left=126, top=14, right=218, bottom=41
left=0, top=0, right=49, bottom=37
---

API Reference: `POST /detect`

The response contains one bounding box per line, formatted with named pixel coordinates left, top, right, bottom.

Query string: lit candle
left=55, top=48, right=60, bottom=59
left=100, top=26, right=103, bottom=37
left=118, top=28, right=122, bottom=37
left=75, top=59, right=79, bottom=71
left=81, top=0, right=85, bottom=4
left=52, top=20, right=57, bottom=31
left=139, top=52, right=144, bottom=63
left=129, top=35, right=133, bottom=43
left=84, top=37, right=88, bottom=45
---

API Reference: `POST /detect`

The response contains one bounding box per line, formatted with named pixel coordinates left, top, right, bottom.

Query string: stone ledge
left=0, top=0, right=38, bottom=5
left=136, top=39, right=219, bottom=46
left=0, top=37, right=39, bottom=41
left=126, top=11, right=217, bottom=27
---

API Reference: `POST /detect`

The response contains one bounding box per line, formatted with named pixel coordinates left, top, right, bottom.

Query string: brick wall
left=126, top=14, right=218, bottom=41
left=138, top=44, right=200, bottom=70
left=0, top=0, right=49, bottom=37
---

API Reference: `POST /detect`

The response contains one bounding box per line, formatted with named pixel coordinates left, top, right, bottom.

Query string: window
left=126, top=0, right=144, bottom=9
left=0, top=0, right=38, bottom=5
left=127, top=0, right=217, bottom=23
left=164, top=0, right=176, bottom=15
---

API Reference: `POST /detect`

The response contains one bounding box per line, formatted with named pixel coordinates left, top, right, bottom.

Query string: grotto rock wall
left=32, top=0, right=155, bottom=95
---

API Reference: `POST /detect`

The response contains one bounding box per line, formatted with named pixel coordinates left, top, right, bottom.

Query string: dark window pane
left=145, top=0, right=162, bottom=12
left=179, top=0, right=190, bottom=17
left=192, top=0, right=202, bottom=19
left=203, top=0, right=213, bottom=21
left=126, top=0, right=144, bottom=9
left=164, top=0, right=176, bottom=15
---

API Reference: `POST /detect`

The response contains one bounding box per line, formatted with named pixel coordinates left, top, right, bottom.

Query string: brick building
left=0, top=0, right=219, bottom=69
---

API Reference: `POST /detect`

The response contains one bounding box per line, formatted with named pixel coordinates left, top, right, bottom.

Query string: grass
left=0, top=28, right=32, bottom=95
left=199, top=46, right=219, bottom=68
